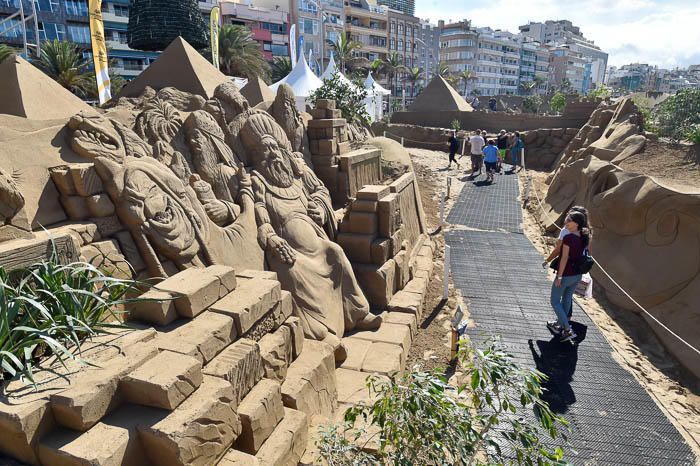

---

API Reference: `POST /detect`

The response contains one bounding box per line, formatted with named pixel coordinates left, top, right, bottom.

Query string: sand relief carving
left=68, top=112, right=153, bottom=162
left=0, top=168, right=25, bottom=225
left=270, top=83, right=310, bottom=159
left=241, top=113, right=381, bottom=355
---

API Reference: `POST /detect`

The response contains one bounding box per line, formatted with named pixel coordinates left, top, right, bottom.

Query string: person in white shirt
left=468, top=129, right=486, bottom=176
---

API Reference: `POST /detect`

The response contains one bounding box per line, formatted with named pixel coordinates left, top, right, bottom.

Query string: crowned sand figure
left=240, top=113, right=381, bottom=358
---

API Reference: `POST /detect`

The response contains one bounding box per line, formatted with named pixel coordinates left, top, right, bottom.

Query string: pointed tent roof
left=321, top=55, right=360, bottom=91
left=364, top=71, right=390, bottom=96
left=269, top=53, right=322, bottom=98
left=117, top=37, right=228, bottom=99
left=0, top=55, right=96, bottom=120
left=240, top=76, right=274, bottom=106
left=408, top=76, right=473, bottom=112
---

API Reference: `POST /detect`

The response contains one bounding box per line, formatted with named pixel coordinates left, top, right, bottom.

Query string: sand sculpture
left=0, top=40, right=435, bottom=465
left=543, top=98, right=700, bottom=378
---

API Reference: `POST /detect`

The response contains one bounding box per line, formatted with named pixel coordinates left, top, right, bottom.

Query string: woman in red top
left=547, top=211, right=589, bottom=342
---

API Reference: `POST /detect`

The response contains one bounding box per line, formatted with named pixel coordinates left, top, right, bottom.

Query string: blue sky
left=415, top=0, right=700, bottom=69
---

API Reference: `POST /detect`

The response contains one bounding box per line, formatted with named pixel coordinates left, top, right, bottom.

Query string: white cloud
left=415, top=0, right=700, bottom=68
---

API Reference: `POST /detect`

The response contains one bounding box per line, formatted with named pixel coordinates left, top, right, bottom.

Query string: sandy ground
left=407, top=145, right=700, bottom=459
left=619, top=140, right=700, bottom=193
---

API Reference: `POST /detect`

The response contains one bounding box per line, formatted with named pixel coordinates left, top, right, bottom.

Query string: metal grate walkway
left=444, top=177, right=696, bottom=465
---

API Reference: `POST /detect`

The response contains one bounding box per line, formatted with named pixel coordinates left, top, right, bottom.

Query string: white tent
left=364, top=72, right=390, bottom=122
left=320, top=55, right=361, bottom=91
left=269, top=53, right=323, bottom=112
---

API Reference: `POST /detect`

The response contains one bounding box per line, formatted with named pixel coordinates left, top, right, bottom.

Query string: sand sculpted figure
left=0, top=168, right=24, bottom=223
left=270, top=84, right=309, bottom=157
left=240, top=113, right=381, bottom=355
left=68, top=113, right=152, bottom=162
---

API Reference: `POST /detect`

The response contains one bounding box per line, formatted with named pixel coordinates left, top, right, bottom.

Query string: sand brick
left=155, top=311, right=237, bottom=364
left=337, top=233, right=375, bottom=264
left=203, top=338, right=262, bottom=404
left=282, top=316, right=304, bottom=360
left=356, top=185, right=389, bottom=201
left=370, top=237, right=391, bottom=265
left=129, top=289, right=177, bottom=326
left=281, top=340, right=337, bottom=418
left=155, top=267, right=220, bottom=318
left=258, top=325, right=293, bottom=383
left=348, top=211, right=378, bottom=235
left=210, top=278, right=281, bottom=335
left=255, top=408, right=308, bottom=466
left=236, top=379, right=285, bottom=454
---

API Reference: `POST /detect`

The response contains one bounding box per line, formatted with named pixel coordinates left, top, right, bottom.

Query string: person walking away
left=488, top=97, right=497, bottom=111
left=446, top=130, right=460, bottom=169
left=547, top=211, right=590, bottom=342
left=482, top=140, right=499, bottom=184
left=469, top=129, right=485, bottom=176
left=543, top=206, right=590, bottom=320
left=496, top=129, right=508, bottom=173
left=510, top=132, right=524, bottom=172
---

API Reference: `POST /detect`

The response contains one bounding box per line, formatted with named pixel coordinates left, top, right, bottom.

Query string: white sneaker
left=560, top=329, right=577, bottom=342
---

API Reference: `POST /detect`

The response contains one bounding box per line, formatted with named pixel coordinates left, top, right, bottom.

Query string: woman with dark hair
left=547, top=210, right=590, bottom=342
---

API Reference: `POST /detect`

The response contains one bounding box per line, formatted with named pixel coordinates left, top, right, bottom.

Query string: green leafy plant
left=451, top=119, right=461, bottom=131
left=523, top=94, right=543, bottom=114
left=0, top=44, right=16, bottom=64
left=33, top=39, right=91, bottom=97
left=310, top=72, right=370, bottom=124
left=588, top=84, right=611, bottom=100
left=653, top=88, right=700, bottom=142
left=549, top=92, right=567, bottom=114
left=0, top=250, right=138, bottom=383
left=218, top=24, right=270, bottom=80
left=318, top=337, right=570, bottom=465
left=686, top=125, right=700, bottom=145
left=271, top=56, right=292, bottom=83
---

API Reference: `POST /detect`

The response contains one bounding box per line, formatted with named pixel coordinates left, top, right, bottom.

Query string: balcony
left=346, top=22, right=387, bottom=36
left=102, top=12, right=128, bottom=23
left=106, top=40, right=131, bottom=51
left=344, top=4, right=386, bottom=20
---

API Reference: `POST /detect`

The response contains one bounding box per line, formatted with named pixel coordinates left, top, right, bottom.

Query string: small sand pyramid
left=408, top=76, right=473, bottom=112
left=240, top=76, right=274, bottom=106
left=0, top=55, right=95, bottom=120
left=117, top=37, right=228, bottom=99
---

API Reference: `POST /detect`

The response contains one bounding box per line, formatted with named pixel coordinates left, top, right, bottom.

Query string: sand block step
left=235, top=379, right=285, bottom=454
left=0, top=329, right=155, bottom=464
left=155, top=266, right=236, bottom=318
left=242, top=290, right=294, bottom=342
left=38, top=405, right=162, bottom=466
left=210, top=278, right=281, bottom=336
left=237, top=269, right=278, bottom=281
left=281, top=340, right=337, bottom=418
left=347, top=322, right=412, bottom=353
left=121, top=351, right=202, bottom=410
left=219, top=450, right=261, bottom=465
left=258, top=325, right=294, bottom=383
left=387, top=289, right=423, bottom=318
left=381, top=311, right=418, bottom=339
left=356, top=185, right=389, bottom=201
left=203, top=338, right=263, bottom=405
left=129, top=289, right=177, bottom=326
left=49, top=341, right=158, bottom=431
left=155, top=311, right=237, bottom=364
left=255, top=408, right=308, bottom=466
left=361, top=342, right=405, bottom=375
left=139, top=375, right=241, bottom=466
left=282, top=316, right=304, bottom=360
left=339, top=338, right=372, bottom=372
left=336, top=368, right=388, bottom=407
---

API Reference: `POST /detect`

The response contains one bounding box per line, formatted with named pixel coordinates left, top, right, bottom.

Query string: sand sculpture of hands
left=240, top=112, right=381, bottom=358
left=544, top=155, right=700, bottom=377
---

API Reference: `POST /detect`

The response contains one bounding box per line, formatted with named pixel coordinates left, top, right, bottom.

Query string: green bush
left=0, top=250, right=139, bottom=384
left=549, top=92, right=567, bottom=114
left=450, top=118, right=461, bottom=131
left=310, top=72, right=370, bottom=125
left=653, top=89, right=700, bottom=142
left=523, top=95, right=543, bottom=114
left=317, top=337, right=570, bottom=465
left=686, top=125, right=700, bottom=145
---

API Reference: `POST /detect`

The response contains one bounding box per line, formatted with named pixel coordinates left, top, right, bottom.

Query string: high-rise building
left=437, top=19, right=477, bottom=88
left=292, top=0, right=345, bottom=74
left=387, top=8, right=419, bottom=97
left=344, top=0, right=388, bottom=68
left=219, top=0, right=290, bottom=63
left=415, top=19, right=439, bottom=89
left=548, top=44, right=587, bottom=93
left=376, top=0, right=414, bottom=16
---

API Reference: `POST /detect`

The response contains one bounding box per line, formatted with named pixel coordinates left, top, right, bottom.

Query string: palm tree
left=218, top=25, right=270, bottom=80
left=34, top=39, right=90, bottom=97
left=326, top=31, right=362, bottom=73
left=381, top=52, right=408, bottom=96
left=406, top=67, right=423, bottom=97
left=459, top=70, right=476, bottom=97
left=271, top=56, right=292, bottom=82
left=520, top=80, right=537, bottom=95
left=128, top=0, right=208, bottom=51
left=435, top=62, right=450, bottom=79
left=0, top=44, right=16, bottom=64
left=368, top=58, right=384, bottom=79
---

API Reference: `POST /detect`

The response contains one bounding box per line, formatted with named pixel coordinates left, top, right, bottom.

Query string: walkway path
left=445, top=170, right=696, bottom=465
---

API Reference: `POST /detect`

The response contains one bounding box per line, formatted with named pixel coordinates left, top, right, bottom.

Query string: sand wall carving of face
left=68, top=113, right=152, bottom=162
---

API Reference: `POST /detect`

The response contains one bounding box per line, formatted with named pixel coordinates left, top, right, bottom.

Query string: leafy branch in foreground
left=0, top=251, right=140, bottom=384
left=310, top=72, right=370, bottom=125
left=317, top=337, right=570, bottom=465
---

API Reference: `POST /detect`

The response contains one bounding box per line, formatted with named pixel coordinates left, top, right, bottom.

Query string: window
left=114, top=4, right=129, bottom=16
left=64, top=0, right=88, bottom=16
left=390, top=38, right=395, bottom=49
left=398, top=23, right=403, bottom=35
left=271, top=44, right=288, bottom=56
left=263, top=43, right=272, bottom=51
left=299, top=0, right=317, bottom=13
left=398, top=39, right=403, bottom=51
left=261, top=22, right=287, bottom=34
left=0, top=17, right=22, bottom=38
left=390, top=22, right=395, bottom=33
left=299, top=18, right=319, bottom=35
left=122, top=58, right=144, bottom=71
left=68, top=24, right=90, bottom=43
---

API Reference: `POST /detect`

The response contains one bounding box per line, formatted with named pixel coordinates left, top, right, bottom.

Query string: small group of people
left=542, top=206, right=592, bottom=342
left=448, top=129, right=523, bottom=183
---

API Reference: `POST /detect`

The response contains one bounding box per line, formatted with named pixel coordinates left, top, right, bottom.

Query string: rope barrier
left=529, top=179, right=700, bottom=358
left=383, top=130, right=448, bottom=147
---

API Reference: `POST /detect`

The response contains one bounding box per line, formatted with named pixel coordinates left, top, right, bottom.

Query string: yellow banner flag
left=88, top=0, right=111, bottom=104
left=210, top=6, right=220, bottom=70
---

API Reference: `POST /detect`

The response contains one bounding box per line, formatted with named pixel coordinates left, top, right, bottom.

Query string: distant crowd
left=447, top=129, right=525, bottom=183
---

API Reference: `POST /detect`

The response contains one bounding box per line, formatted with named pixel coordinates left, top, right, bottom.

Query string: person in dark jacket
left=447, top=130, right=460, bottom=169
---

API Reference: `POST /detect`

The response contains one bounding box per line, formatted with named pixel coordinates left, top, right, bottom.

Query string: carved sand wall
left=543, top=98, right=700, bottom=379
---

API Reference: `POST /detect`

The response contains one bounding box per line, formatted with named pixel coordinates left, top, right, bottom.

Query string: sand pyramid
left=240, top=76, right=274, bottom=106
left=0, top=55, right=95, bottom=120
left=117, top=37, right=228, bottom=99
left=408, top=76, right=473, bottom=112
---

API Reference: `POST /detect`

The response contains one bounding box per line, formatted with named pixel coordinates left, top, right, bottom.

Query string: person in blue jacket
left=482, top=140, right=499, bottom=184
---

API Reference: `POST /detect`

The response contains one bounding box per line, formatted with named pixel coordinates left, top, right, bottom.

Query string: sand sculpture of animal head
left=68, top=112, right=152, bottom=162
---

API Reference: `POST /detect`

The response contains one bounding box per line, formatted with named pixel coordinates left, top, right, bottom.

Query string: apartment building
left=344, top=0, right=388, bottom=65
left=415, top=19, right=439, bottom=85
left=437, top=19, right=477, bottom=77
left=376, top=0, right=413, bottom=16
left=387, top=8, right=418, bottom=96
left=607, top=64, right=700, bottom=93
left=549, top=44, right=587, bottom=93
left=0, top=0, right=158, bottom=78
left=293, top=0, right=344, bottom=73
left=220, top=0, right=290, bottom=63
